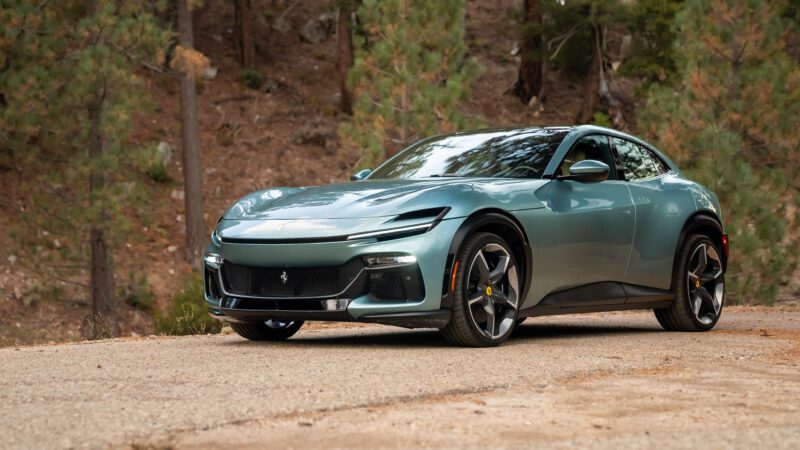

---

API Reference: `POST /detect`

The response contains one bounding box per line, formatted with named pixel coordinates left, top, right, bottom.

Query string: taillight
left=722, top=234, right=729, bottom=259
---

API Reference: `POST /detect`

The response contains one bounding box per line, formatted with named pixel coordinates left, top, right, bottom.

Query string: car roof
left=433, top=125, right=679, bottom=174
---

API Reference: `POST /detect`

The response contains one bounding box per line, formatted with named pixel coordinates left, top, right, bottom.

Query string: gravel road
left=1, top=306, right=799, bottom=449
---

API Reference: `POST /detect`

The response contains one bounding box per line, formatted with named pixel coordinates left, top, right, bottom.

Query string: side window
left=646, top=148, right=670, bottom=174
left=613, top=138, right=665, bottom=180
left=558, top=135, right=616, bottom=180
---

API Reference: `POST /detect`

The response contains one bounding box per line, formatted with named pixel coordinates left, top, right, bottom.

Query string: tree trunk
left=511, top=0, right=544, bottom=105
left=336, top=5, right=355, bottom=114
left=85, top=0, right=118, bottom=339
left=87, top=95, right=119, bottom=338
left=577, top=24, right=601, bottom=124
left=178, top=0, right=206, bottom=268
left=234, top=0, right=256, bottom=68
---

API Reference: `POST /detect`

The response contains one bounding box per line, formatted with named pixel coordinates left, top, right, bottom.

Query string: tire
left=655, top=234, right=725, bottom=331
left=440, top=232, right=522, bottom=347
left=230, top=320, right=304, bottom=341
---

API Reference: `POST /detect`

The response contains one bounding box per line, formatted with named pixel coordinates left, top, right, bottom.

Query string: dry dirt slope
left=1, top=307, right=798, bottom=449
left=0, top=0, right=575, bottom=346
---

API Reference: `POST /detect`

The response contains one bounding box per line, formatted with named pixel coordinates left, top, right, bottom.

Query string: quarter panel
left=625, top=174, right=697, bottom=289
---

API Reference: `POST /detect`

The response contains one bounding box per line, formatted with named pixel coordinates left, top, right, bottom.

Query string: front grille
left=369, top=272, right=408, bottom=301
left=234, top=298, right=326, bottom=311
left=221, top=259, right=364, bottom=298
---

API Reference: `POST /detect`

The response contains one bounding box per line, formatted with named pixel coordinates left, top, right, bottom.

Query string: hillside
left=0, top=0, right=796, bottom=345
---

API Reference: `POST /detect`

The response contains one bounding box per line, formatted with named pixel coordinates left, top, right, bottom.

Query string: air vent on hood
left=391, top=207, right=450, bottom=223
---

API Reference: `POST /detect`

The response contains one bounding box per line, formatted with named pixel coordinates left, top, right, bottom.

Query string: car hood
left=224, top=179, right=474, bottom=220
left=218, top=178, right=550, bottom=240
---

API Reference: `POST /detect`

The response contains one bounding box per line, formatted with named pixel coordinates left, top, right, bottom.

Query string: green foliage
left=619, top=0, right=684, bottom=85
left=341, top=0, right=484, bottom=167
left=544, top=0, right=626, bottom=73
left=146, top=163, right=173, bottom=184
left=591, top=111, right=612, bottom=127
left=240, top=67, right=265, bottom=90
left=156, top=274, right=221, bottom=335
left=0, top=2, right=171, bottom=283
left=120, top=270, right=156, bottom=312
left=640, top=0, right=800, bottom=303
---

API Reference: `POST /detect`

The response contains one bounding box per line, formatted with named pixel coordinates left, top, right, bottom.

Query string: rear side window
left=612, top=138, right=668, bottom=180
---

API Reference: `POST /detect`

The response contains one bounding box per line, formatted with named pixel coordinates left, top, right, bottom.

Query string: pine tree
left=542, top=0, right=627, bottom=123
left=341, top=0, right=483, bottom=167
left=511, top=0, right=545, bottom=105
left=0, top=1, right=169, bottom=336
left=336, top=0, right=356, bottom=114
left=618, top=0, right=684, bottom=86
left=176, top=0, right=206, bottom=268
left=234, top=0, right=256, bottom=68
left=639, top=0, right=800, bottom=302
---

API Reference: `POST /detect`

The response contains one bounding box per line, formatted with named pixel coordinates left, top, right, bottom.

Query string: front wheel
left=655, top=234, right=724, bottom=331
left=440, top=232, right=521, bottom=347
left=230, top=320, right=304, bottom=341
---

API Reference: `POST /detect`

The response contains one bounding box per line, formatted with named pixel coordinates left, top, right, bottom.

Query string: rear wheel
left=440, top=232, right=521, bottom=347
left=230, top=320, right=304, bottom=341
left=655, top=234, right=724, bottom=331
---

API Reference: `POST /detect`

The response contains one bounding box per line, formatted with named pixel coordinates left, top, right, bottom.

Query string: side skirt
left=520, top=281, right=674, bottom=318
left=520, top=300, right=673, bottom=318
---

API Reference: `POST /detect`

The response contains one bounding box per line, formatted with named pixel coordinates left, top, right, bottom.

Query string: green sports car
left=204, top=125, right=728, bottom=347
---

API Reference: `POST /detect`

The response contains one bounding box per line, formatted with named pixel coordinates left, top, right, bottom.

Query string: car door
left=611, top=137, right=689, bottom=292
left=545, top=134, right=636, bottom=299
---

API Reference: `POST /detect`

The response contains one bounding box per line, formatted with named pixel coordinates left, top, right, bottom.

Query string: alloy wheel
left=466, top=243, right=519, bottom=339
left=686, top=243, right=724, bottom=325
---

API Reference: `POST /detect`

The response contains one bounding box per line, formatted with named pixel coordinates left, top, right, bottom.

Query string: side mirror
left=350, top=169, right=372, bottom=181
left=559, top=160, right=610, bottom=182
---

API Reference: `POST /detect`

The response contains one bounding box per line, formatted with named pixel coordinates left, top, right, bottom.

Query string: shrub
left=240, top=68, right=264, bottom=90
left=156, top=274, right=221, bottom=335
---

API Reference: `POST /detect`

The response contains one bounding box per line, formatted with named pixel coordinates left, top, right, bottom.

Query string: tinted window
left=369, top=128, right=569, bottom=179
left=648, top=150, right=670, bottom=174
left=558, top=135, right=617, bottom=180
left=613, top=138, right=666, bottom=180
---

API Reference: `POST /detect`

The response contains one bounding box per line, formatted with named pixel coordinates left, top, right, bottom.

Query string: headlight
left=346, top=223, right=433, bottom=241
left=363, top=254, right=417, bottom=267
left=204, top=253, right=223, bottom=268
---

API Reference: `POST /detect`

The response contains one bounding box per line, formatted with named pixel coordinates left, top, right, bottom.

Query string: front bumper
left=203, top=218, right=463, bottom=328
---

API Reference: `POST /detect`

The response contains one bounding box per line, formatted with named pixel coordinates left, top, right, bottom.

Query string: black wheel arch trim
left=440, top=209, right=533, bottom=309
left=672, top=211, right=726, bottom=291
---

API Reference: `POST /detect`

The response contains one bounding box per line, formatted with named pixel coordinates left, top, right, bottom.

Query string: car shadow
left=218, top=321, right=661, bottom=349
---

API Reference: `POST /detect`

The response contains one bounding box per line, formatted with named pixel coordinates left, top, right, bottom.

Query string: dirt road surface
left=2, top=306, right=799, bottom=449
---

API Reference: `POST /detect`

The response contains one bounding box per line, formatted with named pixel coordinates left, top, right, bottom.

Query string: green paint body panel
left=205, top=125, right=723, bottom=322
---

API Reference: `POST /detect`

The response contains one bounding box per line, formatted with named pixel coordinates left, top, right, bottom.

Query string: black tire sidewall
left=675, top=235, right=724, bottom=330
left=231, top=320, right=304, bottom=340
left=453, top=233, right=520, bottom=345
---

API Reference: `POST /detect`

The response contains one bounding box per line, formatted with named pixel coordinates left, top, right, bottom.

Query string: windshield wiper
left=428, top=173, right=465, bottom=177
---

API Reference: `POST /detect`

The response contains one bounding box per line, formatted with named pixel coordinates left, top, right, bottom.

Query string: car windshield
left=369, top=128, right=569, bottom=180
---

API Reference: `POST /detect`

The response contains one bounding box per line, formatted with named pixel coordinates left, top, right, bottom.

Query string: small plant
left=240, top=68, right=264, bottom=90
left=121, top=270, right=155, bottom=312
left=591, top=111, right=612, bottom=128
left=156, top=274, right=221, bottom=335
left=146, top=162, right=173, bottom=184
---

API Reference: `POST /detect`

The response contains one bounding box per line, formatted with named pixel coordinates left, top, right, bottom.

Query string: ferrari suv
left=204, top=125, right=728, bottom=347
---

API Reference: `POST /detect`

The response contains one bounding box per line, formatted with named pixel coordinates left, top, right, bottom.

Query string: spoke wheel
left=466, top=243, right=520, bottom=339
left=686, top=243, right=724, bottom=325
left=655, top=234, right=724, bottom=332
left=441, top=232, right=521, bottom=347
